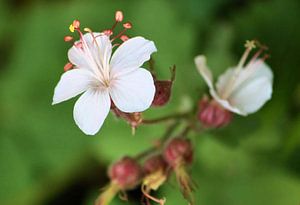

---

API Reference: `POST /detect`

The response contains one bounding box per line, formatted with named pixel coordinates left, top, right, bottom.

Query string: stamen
left=72, top=23, right=108, bottom=84
left=112, top=43, right=121, bottom=48
left=118, top=190, right=128, bottom=201
left=69, top=20, right=80, bottom=33
left=237, top=40, right=256, bottom=70
left=221, top=40, right=256, bottom=99
left=84, top=27, right=99, bottom=44
left=74, top=42, right=83, bottom=49
left=260, top=54, right=270, bottom=61
left=115, top=11, right=124, bottom=22
left=69, top=24, right=75, bottom=33
left=64, top=62, right=73, bottom=72
left=103, top=29, right=113, bottom=36
left=248, top=43, right=268, bottom=65
left=72, top=20, right=80, bottom=29
left=110, top=11, right=123, bottom=32
left=131, top=126, right=136, bottom=135
left=64, top=35, right=73, bottom=42
left=83, top=27, right=92, bottom=33
left=141, top=185, right=166, bottom=205
left=111, top=28, right=129, bottom=42
left=123, top=22, right=132, bottom=29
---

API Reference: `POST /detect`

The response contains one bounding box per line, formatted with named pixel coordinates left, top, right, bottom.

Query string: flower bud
left=142, top=155, right=168, bottom=205
left=198, top=96, right=232, bottom=128
left=163, top=138, right=193, bottom=168
left=143, top=155, right=167, bottom=175
left=152, top=80, right=173, bottom=106
left=108, top=157, right=142, bottom=190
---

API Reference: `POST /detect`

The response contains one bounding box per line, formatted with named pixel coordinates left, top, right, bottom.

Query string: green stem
left=142, top=112, right=189, bottom=124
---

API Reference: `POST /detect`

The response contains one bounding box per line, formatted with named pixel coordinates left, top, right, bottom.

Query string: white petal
left=73, top=88, right=111, bottom=135
left=109, top=68, right=155, bottom=112
left=217, top=61, right=273, bottom=96
left=110, top=37, right=157, bottom=77
left=215, top=68, right=235, bottom=95
left=228, top=77, right=273, bottom=115
left=68, top=45, right=89, bottom=68
left=209, top=89, right=246, bottom=115
left=194, top=55, right=214, bottom=89
left=52, top=69, right=97, bottom=105
left=68, top=33, right=112, bottom=78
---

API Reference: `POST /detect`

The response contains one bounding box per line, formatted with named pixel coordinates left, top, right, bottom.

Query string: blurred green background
left=0, top=0, right=300, bottom=204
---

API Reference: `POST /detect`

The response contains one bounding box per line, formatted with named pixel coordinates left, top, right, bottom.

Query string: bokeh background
left=0, top=0, right=300, bottom=204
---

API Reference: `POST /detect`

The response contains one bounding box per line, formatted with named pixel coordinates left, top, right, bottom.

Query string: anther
left=84, top=27, right=92, bottom=33
left=69, top=24, right=75, bottom=33
left=115, top=11, right=124, bottom=22
left=64, top=62, right=73, bottom=72
left=103, top=29, right=113, bottom=36
left=64, top=35, right=73, bottom=42
left=123, top=22, right=132, bottom=29
left=120, top=35, right=129, bottom=42
left=261, top=54, right=270, bottom=61
left=72, top=20, right=80, bottom=29
left=244, top=40, right=256, bottom=49
left=237, top=40, right=256, bottom=70
left=69, top=20, right=80, bottom=33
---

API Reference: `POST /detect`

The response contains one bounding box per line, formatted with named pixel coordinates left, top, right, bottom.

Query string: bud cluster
left=95, top=137, right=194, bottom=205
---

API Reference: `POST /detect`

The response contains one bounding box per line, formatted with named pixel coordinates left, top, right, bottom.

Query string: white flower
left=53, top=33, right=157, bottom=135
left=195, top=41, right=273, bottom=116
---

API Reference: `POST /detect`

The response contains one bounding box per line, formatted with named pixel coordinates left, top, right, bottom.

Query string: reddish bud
left=143, top=155, right=168, bottom=175
left=123, top=22, right=132, bottom=29
left=72, top=20, right=80, bottom=29
left=120, top=35, right=129, bottom=42
left=163, top=138, right=193, bottom=168
left=64, top=35, right=73, bottom=42
left=63, top=62, right=73, bottom=72
left=108, top=157, right=142, bottom=190
left=103, top=29, right=113, bottom=36
left=152, top=80, right=172, bottom=106
left=115, top=11, right=124, bottom=22
left=198, top=97, right=232, bottom=128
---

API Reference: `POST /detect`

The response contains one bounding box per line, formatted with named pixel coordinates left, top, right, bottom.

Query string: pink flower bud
left=108, top=157, right=142, bottom=190
left=123, top=22, right=132, bottom=29
left=198, top=96, right=233, bottom=128
left=143, top=155, right=168, bottom=175
left=163, top=138, right=193, bottom=168
left=152, top=80, right=172, bottom=106
left=115, top=11, right=124, bottom=22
